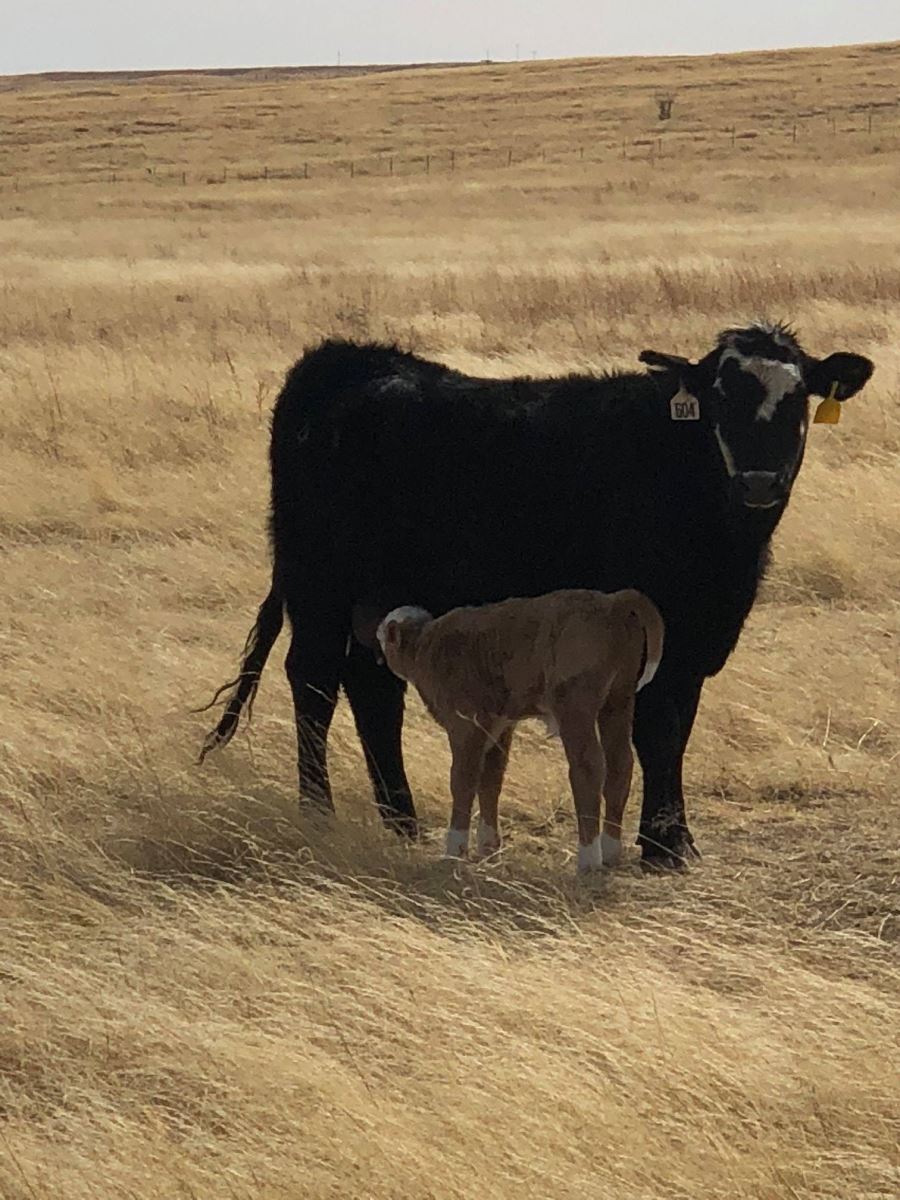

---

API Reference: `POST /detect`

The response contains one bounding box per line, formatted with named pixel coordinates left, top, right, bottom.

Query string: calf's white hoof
left=601, top=831, right=622, bottom=867
left=475, top=820, right=501, bottom=859
left=576, top=836, right=604, bottom=874
left=444, top=828, right=469, bottom=859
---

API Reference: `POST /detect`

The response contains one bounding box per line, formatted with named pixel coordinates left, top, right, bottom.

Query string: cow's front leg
left=342, top=640, right=418, bottom=838
left=632, top=670, right=703, bottom=869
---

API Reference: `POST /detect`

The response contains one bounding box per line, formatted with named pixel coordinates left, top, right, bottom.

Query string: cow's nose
left=733, top=471, right=783, bottom=508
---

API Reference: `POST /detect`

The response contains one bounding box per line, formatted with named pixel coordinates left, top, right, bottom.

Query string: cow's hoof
left=387, top=815, right=419, bottom=840
left=639, top=835, right=700, bottom=872
left=298, top=794, right=336, bottom=816
left=640, top=850, right=688, bottom=873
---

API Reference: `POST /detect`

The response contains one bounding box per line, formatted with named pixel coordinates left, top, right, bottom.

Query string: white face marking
left=717, top=348, right=801, bottom=422
left=577, top=835, right=603, bottom=874
left=376, top=605, right=433, bottom=652
left=444, top=828, right=469, bottom=858
left=714, top=424, right=738, bottom=478
left=600, top=832, right=622, bottom=867
left=476, top=820, right=500, bottom=858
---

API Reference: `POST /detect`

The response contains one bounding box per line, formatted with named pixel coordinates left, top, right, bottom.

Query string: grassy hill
left=1, top=41, right=898, bottom=1200
left=4, top=40, right=900, bottom=187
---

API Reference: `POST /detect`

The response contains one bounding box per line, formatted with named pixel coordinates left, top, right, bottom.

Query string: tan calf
left=376, top=589, right=664, bottom=872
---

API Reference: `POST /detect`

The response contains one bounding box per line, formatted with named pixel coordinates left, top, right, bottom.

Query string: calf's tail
left=618, top=590, right=665, bottom=691
left=195, top=572, right=284, bottom=762
left=634, top=595, right=665, bottom=691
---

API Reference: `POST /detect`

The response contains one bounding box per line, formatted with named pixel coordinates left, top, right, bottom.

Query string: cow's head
left=641, top=323, right=873, bottom=511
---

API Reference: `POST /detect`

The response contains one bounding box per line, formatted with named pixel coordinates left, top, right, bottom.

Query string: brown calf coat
left=377, top=588, right=664, bottom=870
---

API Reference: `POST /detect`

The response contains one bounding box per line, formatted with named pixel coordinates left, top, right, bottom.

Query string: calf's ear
left=806, top=352, right=874, bottom=400
left=383, top=620, right=401, bottom=647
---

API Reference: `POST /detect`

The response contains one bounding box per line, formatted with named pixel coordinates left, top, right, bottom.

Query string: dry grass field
left=2, top=41, right=899, bottom=1200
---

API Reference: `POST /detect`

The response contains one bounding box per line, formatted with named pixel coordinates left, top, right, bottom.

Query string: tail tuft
left=195, top=580, right=283, bottom=761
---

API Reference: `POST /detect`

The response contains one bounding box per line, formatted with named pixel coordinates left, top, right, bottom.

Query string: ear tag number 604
left=670, top=390, right=700, bottom=421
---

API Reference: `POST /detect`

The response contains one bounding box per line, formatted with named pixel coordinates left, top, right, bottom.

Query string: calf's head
left=376, top=606, right=434, bottom=680
left=641, top=323, right=873, bottom=512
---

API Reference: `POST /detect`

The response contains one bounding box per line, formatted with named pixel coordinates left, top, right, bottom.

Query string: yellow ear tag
left=813, top=382, right=841, bottom=425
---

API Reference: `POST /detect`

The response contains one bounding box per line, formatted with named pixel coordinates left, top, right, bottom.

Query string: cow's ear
left=806, top=352, right=874, bottom=400
left=640, top=349, right=711, bottom=396
left=640, top=349, right=693, bottom=373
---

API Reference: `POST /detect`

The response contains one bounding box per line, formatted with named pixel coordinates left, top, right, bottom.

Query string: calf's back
left=411, top=589, right=649, bottom=724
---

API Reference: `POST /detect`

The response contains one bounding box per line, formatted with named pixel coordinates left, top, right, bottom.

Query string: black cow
left=201, top=322, right=873, bottom=866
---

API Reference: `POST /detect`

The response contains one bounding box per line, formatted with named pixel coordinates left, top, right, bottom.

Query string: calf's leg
left=475, top=725, right=513, bottom=858
left=557, top=703, right=607, bottom=874
left=598, top=695, right=635, bottom=867
left=445, top=723, right=490, bottom=859
left=342, top=641, right=418, bottom=837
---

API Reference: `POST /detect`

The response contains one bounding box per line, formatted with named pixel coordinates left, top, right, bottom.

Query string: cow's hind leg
left=632, top=671, right=703, bottom=869
left=598, top=694, right=635, bottom=867
left=342, top=641, right=418, bottom=837
left=475, top=725, right=513, bottom=858
left=557, top=700, right=607, bottom=874
left=284, top=605, right=347, bottom=813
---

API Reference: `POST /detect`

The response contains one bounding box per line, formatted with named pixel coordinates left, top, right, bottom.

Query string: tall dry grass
left=1, top=43, right=899, bottom=1200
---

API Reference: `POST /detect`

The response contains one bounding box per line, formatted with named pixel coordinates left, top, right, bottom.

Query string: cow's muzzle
left=731, top=470, right=785, bottom=509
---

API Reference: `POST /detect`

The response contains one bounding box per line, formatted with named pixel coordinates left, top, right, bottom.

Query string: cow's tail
left=195, top=571, right=284, bottom=763
left=619, top=591, right=665, bottom=692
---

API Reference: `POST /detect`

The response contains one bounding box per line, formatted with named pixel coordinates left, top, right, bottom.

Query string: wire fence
left=4, top=102, right=900, bottom=195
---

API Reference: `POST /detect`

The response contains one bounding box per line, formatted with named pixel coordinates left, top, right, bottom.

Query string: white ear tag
left=670, top=389, right=700, bottom=421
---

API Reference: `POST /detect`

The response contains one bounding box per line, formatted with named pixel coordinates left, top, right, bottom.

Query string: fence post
left=541, top=148, right=546, bottom=163
left=657, top=136, right=663, bottom=157
left=182, top=170, right=187, bottom=184
left=507, top=147, right=512, bottom=166
left=830, top=115, right=836, bottom=135
left=868, top=108, right=873, bottom=134
left=792, top=123, right=797, bottom=143
left=304, top=161, right=308, bottom=179
left=579, top=145, right=584, bottom=161
left=731, top=126, right=736, bottom=148
left=389, top=156, right=393, bottom=176
left=263, top=165, right=268, bottom=180
left=350, top=160, right=355, bottom=178
left=222, top=166, right=227, bottom=182
left=450, top=149, right=455, bottom=171
left=425, top=154, right=430, bottom=174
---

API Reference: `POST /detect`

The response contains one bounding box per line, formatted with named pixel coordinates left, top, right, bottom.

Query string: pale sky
left=3, top=1, right=897, bottom=76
